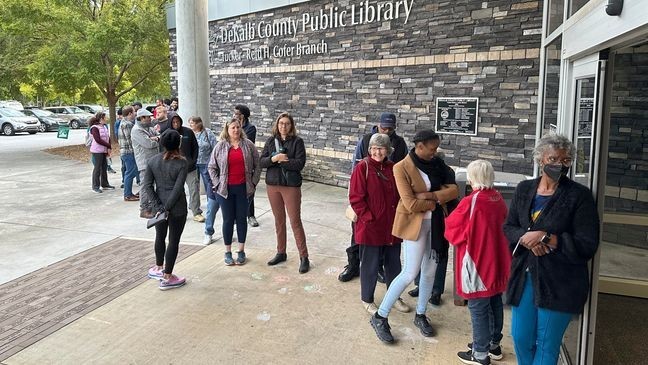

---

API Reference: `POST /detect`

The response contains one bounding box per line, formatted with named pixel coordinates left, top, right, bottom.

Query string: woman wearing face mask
left=504, top=134, right=600, bottom=365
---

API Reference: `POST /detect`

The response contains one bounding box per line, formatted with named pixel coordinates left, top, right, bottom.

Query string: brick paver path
left=0, top=238, right=203, bottom=362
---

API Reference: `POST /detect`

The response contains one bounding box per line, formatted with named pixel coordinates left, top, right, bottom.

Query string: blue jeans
left=121, top=153, right=138, bottom=197
left=217, top=183, right=248, bottom=246
left=197, top=164, right=219, bottom=235
left=468, top=294, right=504, bottom=360
left=378, top=219, right=438, bottom=317
left=511, top=272, right=573, bottom=365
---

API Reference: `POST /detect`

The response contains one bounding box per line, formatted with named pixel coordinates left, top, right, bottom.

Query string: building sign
left=209, top=0, right=416, bottom=65
left=577, top=97, right=593, bottom=137
left=435, top=97, right=479, bottom=136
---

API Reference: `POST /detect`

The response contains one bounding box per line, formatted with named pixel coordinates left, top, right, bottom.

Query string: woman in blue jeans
left=504, top=134, right=600, bottom=365
left=369, top=130, right=459, bottom=344
left=190, top=116, right=219, bottom=245
left=445, top=160, right=511, bottom=365
left=208, top=118, right=260, bottom=265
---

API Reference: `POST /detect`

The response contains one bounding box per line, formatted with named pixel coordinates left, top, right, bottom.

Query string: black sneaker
left=413, top=314, right=436, bottom=337
left=457, top=350, right=490, bottom=365
left=468, top=343, right=503, bottom=360
left=429, top=292, right=441, bottom=306
left=408, top=286, right=419, bottom=297
left=369, top=314, right=394, bottom=344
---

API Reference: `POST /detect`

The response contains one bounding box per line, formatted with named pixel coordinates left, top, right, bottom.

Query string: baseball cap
left=379, top=113, right=397, bottom=129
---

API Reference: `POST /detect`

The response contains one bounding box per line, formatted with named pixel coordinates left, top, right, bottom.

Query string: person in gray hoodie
left=131, top=108, right=160, bottom=218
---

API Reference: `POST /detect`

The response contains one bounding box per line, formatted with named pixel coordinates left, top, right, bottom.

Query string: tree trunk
left=106, top=91, right=119, bottom=142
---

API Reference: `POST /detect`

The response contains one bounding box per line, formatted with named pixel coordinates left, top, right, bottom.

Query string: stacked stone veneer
left=603, top=46, right=648, bottom=249
left=169, top=0, right=543, bottom=186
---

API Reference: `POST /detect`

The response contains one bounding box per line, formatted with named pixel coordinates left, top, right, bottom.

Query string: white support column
left=175, top=0, right=211, bottom=127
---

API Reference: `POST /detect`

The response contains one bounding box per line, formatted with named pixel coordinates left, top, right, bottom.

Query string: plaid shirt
left=118, top=120, right=135, bottom=155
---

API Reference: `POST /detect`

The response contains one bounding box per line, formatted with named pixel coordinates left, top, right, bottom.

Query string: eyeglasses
left=371, top=147, right=387, bottom=151
left=546, top=156, right=573, bottom=166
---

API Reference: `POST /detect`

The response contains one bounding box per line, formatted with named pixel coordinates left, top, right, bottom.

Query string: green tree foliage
left=0, top=0, right=171, bottom=138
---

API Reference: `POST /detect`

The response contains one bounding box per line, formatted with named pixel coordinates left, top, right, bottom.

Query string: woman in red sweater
left=349, top=133, right=410, bottom=315
left=445, top=159, right=511, bottom=365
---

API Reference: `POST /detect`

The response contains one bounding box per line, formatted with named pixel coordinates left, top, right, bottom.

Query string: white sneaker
left=394, top=297, right=411, bottom=313
left=362, top=301, right=378, bottom=315
left=203, top=234, right=213, bottom=245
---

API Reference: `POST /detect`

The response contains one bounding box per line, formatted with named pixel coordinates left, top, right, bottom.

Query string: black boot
left=408, top=286, right=419, bottom=297
left=338, top=247, right=359, bottom=282
left=299, top=256, right=310, bottom=274
left=267, top=253, right=287, bottom=266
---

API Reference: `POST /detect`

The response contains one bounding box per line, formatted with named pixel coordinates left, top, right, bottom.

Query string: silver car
left=44, top=106, right=92, bottom=129
left=0, top=107, right=40, bottom=135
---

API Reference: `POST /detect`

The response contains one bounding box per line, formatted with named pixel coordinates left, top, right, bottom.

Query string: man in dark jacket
left=169, top=113, right=203, bottom=222
left=234, top=104, right=260, bottom=227
left=339, top=112, right=408, bottom=282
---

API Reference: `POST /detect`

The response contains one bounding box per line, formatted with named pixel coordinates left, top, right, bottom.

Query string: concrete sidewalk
left=0, top=147, right=517, bottom=364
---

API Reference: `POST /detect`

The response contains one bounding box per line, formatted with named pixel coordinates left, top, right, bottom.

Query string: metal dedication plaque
left=435, top=97, right=479, bottom=136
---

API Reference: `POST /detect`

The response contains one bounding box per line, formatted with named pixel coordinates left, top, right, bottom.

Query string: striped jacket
left=208, top=138, right=260, bottom=198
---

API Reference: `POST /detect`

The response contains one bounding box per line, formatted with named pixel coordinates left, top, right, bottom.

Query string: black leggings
left=154, top=213, right=187, bottom=274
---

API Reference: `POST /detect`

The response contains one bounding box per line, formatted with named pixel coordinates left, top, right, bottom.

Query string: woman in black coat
left=142, top=129, right=189, bottom=291
left=504, top=134, right=600, bottom=365
left=259, top=112, right=310, bottom=273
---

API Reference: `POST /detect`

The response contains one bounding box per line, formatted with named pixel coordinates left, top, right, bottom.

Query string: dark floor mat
left=594, top=293, right=648, bottom=364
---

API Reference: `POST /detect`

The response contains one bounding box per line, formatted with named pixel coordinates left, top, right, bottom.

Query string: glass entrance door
left=559, top=53, right=607, bottom=365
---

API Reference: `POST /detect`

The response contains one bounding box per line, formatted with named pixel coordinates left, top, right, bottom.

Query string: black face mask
left=543, top=164, right=570, bottom=181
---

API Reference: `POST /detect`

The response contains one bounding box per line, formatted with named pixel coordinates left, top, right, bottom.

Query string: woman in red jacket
left=445, top=160, right=511, bottom=365
left=349, top=133, right=410, bottom=315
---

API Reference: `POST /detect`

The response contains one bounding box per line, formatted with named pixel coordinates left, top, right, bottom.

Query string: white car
left=0, top=107, right=40, bottom=135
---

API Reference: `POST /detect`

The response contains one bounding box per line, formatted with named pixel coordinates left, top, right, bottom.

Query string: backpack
left=85, top=125, right=99, bottom=148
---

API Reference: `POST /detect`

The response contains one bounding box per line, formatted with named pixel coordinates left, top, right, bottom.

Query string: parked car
left=0, top=100, right=25, bottom=111
left=44, top=106, right=92, bottom=129
left=0, top=107, right=40, bottom=135
left=76, top=104, right=104, bottom=114
left=22, top=108, right=66, bottom=132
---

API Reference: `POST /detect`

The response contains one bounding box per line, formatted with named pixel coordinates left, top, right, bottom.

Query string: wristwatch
left=541, top=233, right=551, bottom=244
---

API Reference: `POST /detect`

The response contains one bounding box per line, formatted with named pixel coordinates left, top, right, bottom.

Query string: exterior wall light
left=605, top=0, right=623, bottom=16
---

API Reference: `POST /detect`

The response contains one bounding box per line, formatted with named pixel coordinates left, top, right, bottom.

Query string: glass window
left=548, top=0, right=565, bottom=34
left=541, top=36, right=562, bottom=135
left=570, top=0, right=590, bottom=16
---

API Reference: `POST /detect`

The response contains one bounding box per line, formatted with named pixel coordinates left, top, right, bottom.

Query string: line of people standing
left=351, top=129, right=600, bottom=365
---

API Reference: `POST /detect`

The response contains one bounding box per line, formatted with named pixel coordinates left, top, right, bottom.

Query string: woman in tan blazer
left=370, top=130, right=459, bottom=344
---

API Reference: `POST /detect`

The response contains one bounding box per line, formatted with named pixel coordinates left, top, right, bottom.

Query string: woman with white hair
left=349, top=133, right=409, bottom=315
left=445, top=160, right=511, bottom=364
left=504, top=134, right=600, bottom=365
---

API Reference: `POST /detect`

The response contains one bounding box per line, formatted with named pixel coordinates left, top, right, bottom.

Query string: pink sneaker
left=147, top=266, right=164, bottom=280
left=159, top=274, right=186, bottom=290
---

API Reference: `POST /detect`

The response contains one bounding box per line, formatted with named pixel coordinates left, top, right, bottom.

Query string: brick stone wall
left=169, top=0, right=543, bottom=186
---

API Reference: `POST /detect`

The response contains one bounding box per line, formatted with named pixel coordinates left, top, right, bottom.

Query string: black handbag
left=146, top=211, right=168, bottom=229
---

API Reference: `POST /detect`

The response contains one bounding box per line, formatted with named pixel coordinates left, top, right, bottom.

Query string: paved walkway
left=0, top=141, right=517, bottom=364
left=0, top=238, right=202, bottom=361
